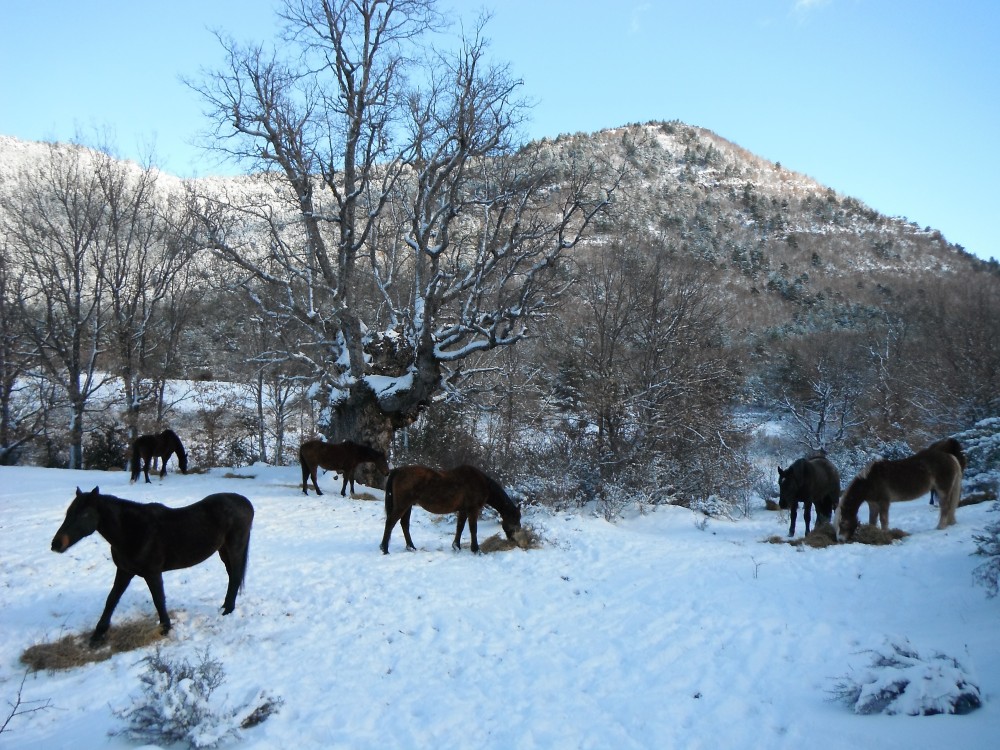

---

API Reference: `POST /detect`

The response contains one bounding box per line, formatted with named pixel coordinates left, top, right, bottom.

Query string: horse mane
left=481, top=472, right=518, bottom=519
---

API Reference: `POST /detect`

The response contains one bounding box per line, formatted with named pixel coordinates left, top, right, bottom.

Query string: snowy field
left=1, top=463, right=998, bottom=749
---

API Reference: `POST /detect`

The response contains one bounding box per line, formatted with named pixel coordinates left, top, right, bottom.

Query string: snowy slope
left=1, top=464, right=998, bottom=749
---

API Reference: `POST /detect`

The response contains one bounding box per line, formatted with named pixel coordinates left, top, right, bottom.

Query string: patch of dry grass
left=479, top=525, right=542, bottom=553
left=765, top=523, right=908, bottom=549
left=20, top=618, right=166, bottom=672
left=223, top=471, right=256, bottom=480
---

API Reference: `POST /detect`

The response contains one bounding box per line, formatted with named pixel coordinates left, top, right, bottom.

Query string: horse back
left=869, top=451, right=961, bottom=502
left=386, top=464, right=480, bottom=515
left=806, top=456, right=841, bottom=496
left=118, top=494, right=253, bottom=573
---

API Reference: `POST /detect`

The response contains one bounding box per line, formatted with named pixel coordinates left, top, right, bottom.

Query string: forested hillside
left=2, top=120, right=996, bottom=515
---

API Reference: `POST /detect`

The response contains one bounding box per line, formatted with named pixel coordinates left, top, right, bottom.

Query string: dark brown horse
left=51, top=487, right=253, bottom=646
left=777, top=455, right=841, bottom=536
left=835, top=448, right=962, bottom=542
left=380, top=465, right=522, bottom=554
left=130, top=429, right=188, bottom=484
left=299, top=439, right=390, bottom=496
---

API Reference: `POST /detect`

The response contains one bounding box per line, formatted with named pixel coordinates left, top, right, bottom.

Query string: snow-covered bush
left=973, top=503, right=1000, bottom=597
left=830, top=637, right=981, bottom=716
left=113, top=648, right=282, bottom=748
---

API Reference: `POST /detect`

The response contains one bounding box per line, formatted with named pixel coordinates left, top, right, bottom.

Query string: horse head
left=501, top=506, right=522, bottom=540
left=51, top=487, right=102, bottom=553
left=176, top=447, right=189, bottom=474
left=372, top=449, right=390, bottom=476
left=776, top=464, right=798, bottom=510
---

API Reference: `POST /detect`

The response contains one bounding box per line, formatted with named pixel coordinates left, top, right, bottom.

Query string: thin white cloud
left=630, top=3, right=652, bottom=34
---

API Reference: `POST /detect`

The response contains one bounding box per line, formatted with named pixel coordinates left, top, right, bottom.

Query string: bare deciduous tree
left=1, top=142, right=112, bottom=468
left=187, top=0, right=617, bottom=454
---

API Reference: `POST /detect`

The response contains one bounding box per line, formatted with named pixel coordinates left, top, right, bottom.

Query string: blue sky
left=2, top=1, right=997, bottom=261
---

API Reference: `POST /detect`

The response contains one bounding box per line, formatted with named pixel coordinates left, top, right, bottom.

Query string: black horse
left=51, top=487, right=253, bottom=646
left=777, top=455, right=841, bottom=536
left=130, top=429, right=188, bottom=484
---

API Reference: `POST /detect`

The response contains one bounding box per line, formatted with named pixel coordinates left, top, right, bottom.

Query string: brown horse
left=835, top=448, right=962, bottom=542
left=380, top=465, right=522, bottom=554
left=130, top=429, right=188, bottom=483
left=51, top=487, right=253, bottom=646
left=777, top=454, right=840, bottom=536
left=299, top=439, right=390, bottom=496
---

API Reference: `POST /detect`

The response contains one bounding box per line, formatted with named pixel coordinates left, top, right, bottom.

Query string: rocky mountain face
left=532, top=122, right=988, bottom=336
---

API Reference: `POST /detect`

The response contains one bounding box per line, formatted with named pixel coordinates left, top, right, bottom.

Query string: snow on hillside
left=1, top=464, right=998, bottom=749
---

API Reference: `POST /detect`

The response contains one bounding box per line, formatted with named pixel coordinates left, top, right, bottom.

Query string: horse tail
left=238, top=501, right=254, bottom=593
left=384, top=468, right=398, bottom=515
left=299, top=444, right=310, bottom=488
left=128, top=442, right=140, bottom=482
left=239, top=535, right=251, bottom=593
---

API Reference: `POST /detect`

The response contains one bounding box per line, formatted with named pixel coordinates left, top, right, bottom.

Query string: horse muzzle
left=51, top=534, right=70, bottom=553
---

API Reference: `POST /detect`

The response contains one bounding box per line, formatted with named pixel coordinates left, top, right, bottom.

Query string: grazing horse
left=299, top=439, right=390, bottom=496
left=130, top=429, right=188, bottom=484
left=51, top=487, right=253, bottom=646
left=924, top=437, right=968, bottom=506
left=777, top=455, right=841, bottom=536
left=835, top=449, right=962, bottom=542
left=380, top=465, right=522, bottom=554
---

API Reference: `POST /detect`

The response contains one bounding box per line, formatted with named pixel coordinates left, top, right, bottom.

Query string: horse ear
left=91, top=486, right=100, bottom=495
left=76, top=486, right=83, bottom=497
left=777, top=466, right=785, bottom=477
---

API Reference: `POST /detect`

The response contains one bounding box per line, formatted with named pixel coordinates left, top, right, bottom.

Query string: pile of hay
left=766, top=523, right=908, bottom=549
left=479, top=525, right=542, bottom=553
left=20, top=618, right=165, bottom=672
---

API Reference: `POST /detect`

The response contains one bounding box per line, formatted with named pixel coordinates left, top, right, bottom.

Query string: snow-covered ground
left=1, top=463, right=998, bottom=749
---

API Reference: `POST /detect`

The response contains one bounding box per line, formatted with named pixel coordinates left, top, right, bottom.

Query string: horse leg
left=803, top=501, right=813, bottom=536
left=218, top=539, right=248, bottom=615
left=142, top=457, right=152, bottom=484
left=400, top=507, right=416, bottom=551
left=453, top=511, right=468, bottom=551
left=468, top=511, right=480, bottom=554
left=878, top=503, right=890, bottom=531
left=143, top=573, right=172, bottom=635
left=158, top=452, right=168, bottom=479
left=787, top=503, right=797, bottom=536
left=340, top=470, right=350, bottom=497
left=867, top=501, right=879, bottom=527
left=92, top=568, right=134, bottom=645
left=381, top=506, right=408, bottom=554
left=311, top=467, right=323, bottom=496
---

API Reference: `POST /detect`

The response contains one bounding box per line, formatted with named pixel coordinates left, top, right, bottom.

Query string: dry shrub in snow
left=830, top=637, right=981, bottom=716
left=113, top=647, right=282, bottom=749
